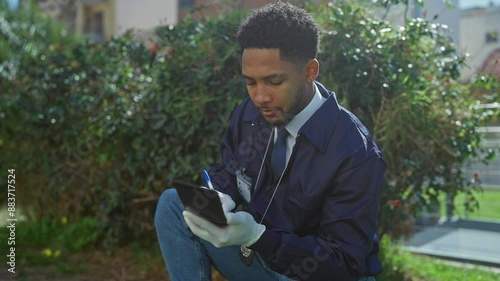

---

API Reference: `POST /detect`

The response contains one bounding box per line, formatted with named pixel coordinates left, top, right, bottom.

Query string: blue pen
left=203, top=170, right=215, bottom=190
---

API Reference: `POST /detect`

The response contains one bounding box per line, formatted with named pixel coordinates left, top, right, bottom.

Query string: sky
left=7, top=0, right=18, bottom=10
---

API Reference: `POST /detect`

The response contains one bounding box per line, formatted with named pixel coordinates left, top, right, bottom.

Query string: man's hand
left=183, top=210, right=265, bottom=248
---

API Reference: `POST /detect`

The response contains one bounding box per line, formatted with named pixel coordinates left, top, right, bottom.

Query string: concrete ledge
left=439, top=218, right=500, bottom=232
left=404, top=219, right=500, bottom=267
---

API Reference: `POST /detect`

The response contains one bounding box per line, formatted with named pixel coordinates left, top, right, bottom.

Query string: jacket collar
left=299, top=82, right=341, bottom=154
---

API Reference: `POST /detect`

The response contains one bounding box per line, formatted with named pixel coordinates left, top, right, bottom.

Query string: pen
left=203, top=170, right=215, bottom=190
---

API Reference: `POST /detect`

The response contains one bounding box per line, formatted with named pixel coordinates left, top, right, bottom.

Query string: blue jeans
left=154, top=188, right=376, bottom=281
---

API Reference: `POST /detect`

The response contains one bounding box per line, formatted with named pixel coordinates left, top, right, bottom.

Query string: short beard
left=271, top=83, right=308, bottom=127
left=270, top=111, right=295, bottom=127
left=292, top=83, right=309, bottom=111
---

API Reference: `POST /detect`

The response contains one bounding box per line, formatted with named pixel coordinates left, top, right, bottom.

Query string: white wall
left=115, top=0, right=178, bottom=35
left=421, top=0, right=461, bottom=46
left=393, top=0, right=462, bottom=46
left=460, top=7, right=500, bottom=80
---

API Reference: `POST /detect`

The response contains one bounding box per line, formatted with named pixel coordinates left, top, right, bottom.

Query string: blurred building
left=400, top=0, right=500, bottom=81
left=460, top=6, right=500, bottom=80
left=37, top=0, right=323, bottom=42
left=37, top=0, right=178, bottom=42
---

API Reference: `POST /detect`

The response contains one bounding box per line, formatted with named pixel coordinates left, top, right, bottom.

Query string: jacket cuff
left=248, top=229, right=281, bottom=258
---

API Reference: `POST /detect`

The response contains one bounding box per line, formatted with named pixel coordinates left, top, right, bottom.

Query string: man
left=155, top=2, right=385, bottom=280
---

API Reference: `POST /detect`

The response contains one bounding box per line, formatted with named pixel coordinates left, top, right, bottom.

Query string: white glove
left=216, top=190, right=236, bottom=214
left=200, top=185, right=235, bottom=214
left=183, top=210, right=266, bottom=248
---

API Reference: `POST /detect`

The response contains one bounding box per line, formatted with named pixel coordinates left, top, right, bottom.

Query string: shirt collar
left=285, top=83, right=326, bottom=138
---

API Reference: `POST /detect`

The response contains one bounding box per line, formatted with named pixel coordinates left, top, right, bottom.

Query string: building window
left=85, top=11, right=105, bottom=43
left=179, top=0, right=195, bottom=9
left=486, top=31, right=498, bottom=43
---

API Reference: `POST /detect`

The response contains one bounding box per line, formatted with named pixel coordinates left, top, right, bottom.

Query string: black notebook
left=173, top=179, right=227, bottom=226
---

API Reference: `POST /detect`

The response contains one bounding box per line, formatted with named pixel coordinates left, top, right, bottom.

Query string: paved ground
left=405, top=218, right=500, bottom=268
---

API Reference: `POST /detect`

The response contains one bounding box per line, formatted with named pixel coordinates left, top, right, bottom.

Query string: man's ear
left=304, top=59, right=319, bottom=83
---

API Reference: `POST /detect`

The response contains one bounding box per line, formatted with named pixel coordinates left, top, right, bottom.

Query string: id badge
left=236, top=169, right=252, bottom=203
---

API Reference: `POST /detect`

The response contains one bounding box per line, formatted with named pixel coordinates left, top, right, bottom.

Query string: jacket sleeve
left=207, top=100, right=251, bottom=207
left=250, top=149, right=385, bottom=281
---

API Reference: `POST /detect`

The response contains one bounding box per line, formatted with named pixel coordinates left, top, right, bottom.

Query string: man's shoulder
left=338, top=106, right=372, bottom=137
left=333, top=106, right=383, bottom=159
left=230, top=97, right=258, bottom=122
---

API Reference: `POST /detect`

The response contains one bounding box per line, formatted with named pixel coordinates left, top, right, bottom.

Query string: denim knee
left=154, top=188, right=188, bottom=229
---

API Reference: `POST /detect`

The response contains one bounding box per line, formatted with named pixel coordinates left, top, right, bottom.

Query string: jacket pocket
left=286, top=190, right=323, bottom=234
left=287, top=189, right=322, bottom=211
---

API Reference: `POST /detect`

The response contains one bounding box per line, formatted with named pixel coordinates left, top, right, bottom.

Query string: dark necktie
left=271, top=127, right=289, bottom=180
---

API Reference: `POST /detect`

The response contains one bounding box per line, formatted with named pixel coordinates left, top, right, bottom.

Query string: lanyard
left=240, top=127, right=288, bottom=264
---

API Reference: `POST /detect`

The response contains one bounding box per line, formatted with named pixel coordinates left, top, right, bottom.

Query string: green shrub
left=378, top=236, right=409, bottom=280
left=0, top=216, right=98, bottom=266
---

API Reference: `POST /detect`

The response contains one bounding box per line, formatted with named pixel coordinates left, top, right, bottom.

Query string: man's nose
left=253, top=84, right=272, bottom=104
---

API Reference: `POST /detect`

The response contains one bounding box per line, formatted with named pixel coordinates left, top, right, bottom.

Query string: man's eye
left=245, top=80, right=256, bottom=85
left=270, top=80, right=283, bottom=86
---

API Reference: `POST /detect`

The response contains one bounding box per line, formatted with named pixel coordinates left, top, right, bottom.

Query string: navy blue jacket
left=209, top=82, right=385, bottom=280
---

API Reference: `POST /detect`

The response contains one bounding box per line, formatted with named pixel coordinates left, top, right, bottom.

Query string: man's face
left=241, top=48, right=312, bottom=127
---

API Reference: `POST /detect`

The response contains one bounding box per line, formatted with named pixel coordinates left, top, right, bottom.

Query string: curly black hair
left=236, top=1, right=320, bottom=66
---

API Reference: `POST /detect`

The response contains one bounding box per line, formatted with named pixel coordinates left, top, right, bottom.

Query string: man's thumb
left=225, top=212, right=240, bottom=224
